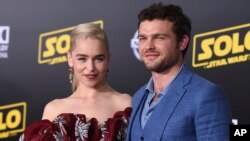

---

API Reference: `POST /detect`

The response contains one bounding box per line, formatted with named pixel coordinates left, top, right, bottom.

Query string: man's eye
left=138, top=37, right=146, bottom=41
left=156, top=36, right=165, bottom=40
left=96, top=57, right=104, bottom=62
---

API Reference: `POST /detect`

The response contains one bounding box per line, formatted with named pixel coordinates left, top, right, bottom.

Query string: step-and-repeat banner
left=0, top=0, right=249, bottom=140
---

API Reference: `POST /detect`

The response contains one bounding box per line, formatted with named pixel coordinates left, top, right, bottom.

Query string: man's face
left=138, top=19, right=183, bottom=73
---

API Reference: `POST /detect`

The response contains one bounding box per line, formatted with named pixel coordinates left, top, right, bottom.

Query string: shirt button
left=140, top=136, right=144, bottom=140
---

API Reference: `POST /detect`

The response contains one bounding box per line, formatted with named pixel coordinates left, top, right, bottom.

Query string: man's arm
left=195, top=85, right=232, bottom=141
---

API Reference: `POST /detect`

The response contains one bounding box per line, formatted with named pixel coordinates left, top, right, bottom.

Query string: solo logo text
left=192, top=23, right=250, bottom=69
left=0, top=102, right=27, bottom=139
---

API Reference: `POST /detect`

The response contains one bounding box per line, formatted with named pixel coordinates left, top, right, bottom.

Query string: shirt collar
left=145, top=64, right=184, bottom=95
left=145, top=78, right=154, bottom=93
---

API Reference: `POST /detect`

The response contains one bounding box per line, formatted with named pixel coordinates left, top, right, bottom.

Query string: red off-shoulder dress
left=20, top=107, right=132, bottom=141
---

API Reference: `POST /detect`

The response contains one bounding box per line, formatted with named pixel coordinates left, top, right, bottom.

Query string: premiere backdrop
left=0, top=0, right=249, bottom=140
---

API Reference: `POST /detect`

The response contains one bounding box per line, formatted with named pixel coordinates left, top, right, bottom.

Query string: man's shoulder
left=181, top=66, right=225, bottom=94
left=135, top=84, right=147, bottom=93
left=190, top=72, right=218, bottom=88
left=186, top=71, right=227, bottom=100
left=132, top=84, right=147, bottom=99
left=182, top=66, right=216, bottom=86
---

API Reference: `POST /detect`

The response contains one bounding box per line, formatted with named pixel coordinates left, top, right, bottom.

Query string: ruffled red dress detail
left=22, top=107, right=132, bottom=141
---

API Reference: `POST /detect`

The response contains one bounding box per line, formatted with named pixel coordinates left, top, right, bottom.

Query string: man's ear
left=179, top=35, right=189, bottom=51
left=67, top=52, right=73, bottom=67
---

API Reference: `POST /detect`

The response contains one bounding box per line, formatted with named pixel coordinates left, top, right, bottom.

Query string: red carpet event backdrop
left=0, top=0, right=249, bottom=140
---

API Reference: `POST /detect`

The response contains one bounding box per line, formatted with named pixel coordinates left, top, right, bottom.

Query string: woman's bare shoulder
left=45, top=98, right=66, bottom=108
left=42, top=98, right=68, bottom=120
left=113, top=92, right=132, bottom=108
left=119, top=92, right=132, bottom=100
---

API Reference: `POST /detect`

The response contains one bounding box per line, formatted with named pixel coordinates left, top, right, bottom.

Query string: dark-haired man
left=127, top=3, right=231, bottom=141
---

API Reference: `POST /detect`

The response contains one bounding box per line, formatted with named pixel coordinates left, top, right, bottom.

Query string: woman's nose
left=85, top=60, right=95, bottom=71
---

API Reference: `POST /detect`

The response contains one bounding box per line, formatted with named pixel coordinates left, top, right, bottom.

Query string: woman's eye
left=78, top=58, right=86, bottom=61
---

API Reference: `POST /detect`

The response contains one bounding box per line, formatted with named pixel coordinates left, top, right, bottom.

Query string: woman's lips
left=84, top=74, right=98, bottom=80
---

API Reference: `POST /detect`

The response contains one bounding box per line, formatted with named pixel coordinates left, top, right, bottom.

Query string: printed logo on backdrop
left=0, top=26, right=10, bottom=59
left=130, top=30, right=141, bottom=61
left=192, top=23, right=250, bottom=69
left=38, top=20, right=104, bottom=65
left=0, top=102, right=27, bottom=139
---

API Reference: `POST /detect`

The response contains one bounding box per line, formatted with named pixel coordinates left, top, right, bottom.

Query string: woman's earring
left=106, top=69, right=109, bottom=83
left=69, top=67, right=73, bottom=84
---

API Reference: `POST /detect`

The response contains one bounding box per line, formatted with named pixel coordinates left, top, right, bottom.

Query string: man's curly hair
left=138, top=3, right=191, bottom=57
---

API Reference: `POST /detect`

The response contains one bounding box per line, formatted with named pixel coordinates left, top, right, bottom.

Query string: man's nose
left=144, top=39, right=155, bottom=50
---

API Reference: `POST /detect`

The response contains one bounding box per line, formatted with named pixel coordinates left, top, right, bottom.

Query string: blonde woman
left=21, top=23, right=131, bottom=141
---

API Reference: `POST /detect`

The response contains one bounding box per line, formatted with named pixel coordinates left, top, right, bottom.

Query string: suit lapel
left=128, top=85, right=148, bottom=139
left=143, top=66, right=192, bottom=140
